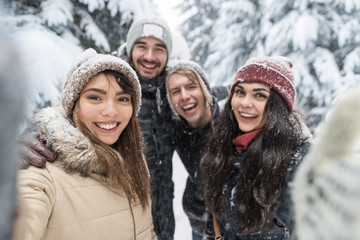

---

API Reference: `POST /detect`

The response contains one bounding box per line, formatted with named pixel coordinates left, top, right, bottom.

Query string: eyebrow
left=134, top=40, right=166, bottom=49
left=168, top=86, right=179, bottom=93
left=236, top=85, right=270, bottom=93
left=188, top=80, right=198, bottom=86
left=82, top=88, right=128, bottom=96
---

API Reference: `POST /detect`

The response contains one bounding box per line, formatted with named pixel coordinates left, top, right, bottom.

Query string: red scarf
left=232, top=128, right=263, bottom=155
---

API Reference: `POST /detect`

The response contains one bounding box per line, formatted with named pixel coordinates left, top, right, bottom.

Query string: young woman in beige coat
left=14, top=48, right=157, bottom=240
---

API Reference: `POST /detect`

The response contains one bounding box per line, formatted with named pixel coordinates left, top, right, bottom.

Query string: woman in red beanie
left=200, top=56, right=312, bottom=240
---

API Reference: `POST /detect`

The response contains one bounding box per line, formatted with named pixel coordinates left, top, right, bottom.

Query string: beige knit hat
left=61, top=48, right=141, bottom=118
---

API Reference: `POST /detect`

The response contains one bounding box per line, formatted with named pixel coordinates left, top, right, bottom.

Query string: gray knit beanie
left=166, top=59, right=213, bottom=120
left=61, top=48, right=141, bottom=118
left=126, top=16, right=172, bottom=59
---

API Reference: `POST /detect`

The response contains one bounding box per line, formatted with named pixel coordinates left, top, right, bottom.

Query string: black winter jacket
left=204, top=141, right=311, bottom=240
left=174, top=87, right=228, bottom=236
left=137, top=74, right=176, bottom=240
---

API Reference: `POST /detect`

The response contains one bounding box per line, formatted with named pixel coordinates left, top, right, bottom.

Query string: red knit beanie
left=231, top=56, right=296, bottom=111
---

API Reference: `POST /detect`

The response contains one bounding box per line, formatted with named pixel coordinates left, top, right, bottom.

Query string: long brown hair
left=201, top=89, right=304, bottom=233
left=73, top=70, right=151, bottom=209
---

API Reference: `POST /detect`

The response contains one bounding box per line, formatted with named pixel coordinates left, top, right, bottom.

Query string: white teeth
left=183, top=103, right=195, bottom=110
left=97, top=123, right=117, bottom=130
left=241, top=113, right=257, bottom=118
left=142, top=63, right=156, bottom=69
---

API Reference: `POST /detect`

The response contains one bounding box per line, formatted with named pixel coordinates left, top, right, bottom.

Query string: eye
left=155, top=47, right=165, bottom=53
left=118, top=96, right=131, bottom=102
left=187, top=84, right=198, bottom=90
left=87, top=95, right=101, bottom=101
left=135, top=44, right=146, bottom=50
left=235, top=89, right=245, bottom=96
left=255, top=93, right=269, bottom=99
left=170, top=90, right=180, bottom=96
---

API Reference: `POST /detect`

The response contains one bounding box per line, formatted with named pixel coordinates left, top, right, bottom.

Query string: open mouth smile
left=182, top=103, right=197, bottom=113
left=141, top=63, right=157, bottom=69
left=139, top=60, right=160, bottom=70
left=94, top=122, right=120, bottom=131
left=240, top=112, right=258, bottom=120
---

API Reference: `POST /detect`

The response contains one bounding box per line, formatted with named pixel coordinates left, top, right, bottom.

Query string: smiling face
left=168, top=72, right=212, bottom=128
left=131, top=37, right=167, bottom=80
left=231, top=82, right=270, bottom=133
left=77, top=73, right=133, bottom=145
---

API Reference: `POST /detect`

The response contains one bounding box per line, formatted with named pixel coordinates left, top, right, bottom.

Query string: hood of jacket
left=34, top=106, right=106, bottom=176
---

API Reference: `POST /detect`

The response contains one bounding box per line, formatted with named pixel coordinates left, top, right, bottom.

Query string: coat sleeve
left=14, top=166, right=56, bottom=240
left=211, top=86, right=229, bottom=102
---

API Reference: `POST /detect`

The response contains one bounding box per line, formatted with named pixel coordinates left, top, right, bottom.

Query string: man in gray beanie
left=19, top=16, right=178, bottom=240
left=126, top=16, right=172, bottom=63
left=114, top=16, right=172, bottom=80
left=121, top=16, right=177, bottom=240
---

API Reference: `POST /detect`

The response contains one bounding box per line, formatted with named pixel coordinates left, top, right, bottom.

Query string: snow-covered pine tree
left=0, top=0, right=155, bottom=113
left=179, top=0, right=360, bottom=129
left=2, top=0, right=145, bottom=52
left=180, top=0, right=220, bottom=64
left=286, top=0, right=360, bottom=128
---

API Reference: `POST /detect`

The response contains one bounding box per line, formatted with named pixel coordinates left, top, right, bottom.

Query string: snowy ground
left=173, top=152, right=192, bottom=239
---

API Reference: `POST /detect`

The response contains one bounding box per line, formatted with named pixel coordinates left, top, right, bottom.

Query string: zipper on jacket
left=284, top=228, right=290, bottom=238
left=274, top=216, right=290, bottom=238
left=128, top=197, right=137, bottom=240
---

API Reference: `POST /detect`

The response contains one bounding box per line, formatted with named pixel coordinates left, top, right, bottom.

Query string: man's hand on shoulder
left=17, top=134, right=56, bottom=169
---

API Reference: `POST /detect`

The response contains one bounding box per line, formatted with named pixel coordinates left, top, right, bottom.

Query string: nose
left=240, top=95, right=253, bottom=108
left=180, top=88, right=190, bottom=101
left=143, top=48, right=156, bottom=61
left=102, top=100, right=119, bottom=117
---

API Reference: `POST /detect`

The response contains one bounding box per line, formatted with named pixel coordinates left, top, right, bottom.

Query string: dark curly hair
left=200, top=88, right=304, bottom=234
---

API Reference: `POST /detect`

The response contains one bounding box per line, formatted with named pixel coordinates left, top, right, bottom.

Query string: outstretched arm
left=13, top=166, right=56, bottom=240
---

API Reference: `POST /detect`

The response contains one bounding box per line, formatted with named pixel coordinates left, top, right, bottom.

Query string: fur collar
left=34, top=106, right=105, bottom=175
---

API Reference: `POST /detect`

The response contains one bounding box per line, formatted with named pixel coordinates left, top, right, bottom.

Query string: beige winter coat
left=14, top=107, right=157, bottom=240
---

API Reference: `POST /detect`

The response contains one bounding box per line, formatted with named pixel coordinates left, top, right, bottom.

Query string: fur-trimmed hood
left=34, top=106, right=107, bottom=176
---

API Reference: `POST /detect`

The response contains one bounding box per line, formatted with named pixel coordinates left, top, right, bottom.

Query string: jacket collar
left=34, top=106, right=106, bottom=176
left=138, top=73, right=167, bottom=93
left=178, top=97, right=219, bottom=135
